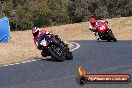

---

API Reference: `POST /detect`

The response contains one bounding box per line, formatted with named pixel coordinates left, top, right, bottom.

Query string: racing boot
left=93, top=32, right=100, bottom=40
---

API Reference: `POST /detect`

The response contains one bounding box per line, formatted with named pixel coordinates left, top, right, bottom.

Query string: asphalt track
left=0, top=40, right=132, bottom=88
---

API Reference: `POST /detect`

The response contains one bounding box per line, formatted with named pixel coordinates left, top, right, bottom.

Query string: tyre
left=47, top=45, right=64, bottom=62
left=41, top=50, right=48, bottom=57
left=66, top=51, right=73, bottom=60
left=107, top=39, right=111, bottom=42
left=107, top=30, right=117, bottom=42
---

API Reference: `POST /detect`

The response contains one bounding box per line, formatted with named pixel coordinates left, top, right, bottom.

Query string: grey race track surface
left=0, top=40, right=132, bottom=88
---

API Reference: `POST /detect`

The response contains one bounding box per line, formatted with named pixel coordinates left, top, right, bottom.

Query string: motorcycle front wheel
left=47, top=45, right=65, bottom=62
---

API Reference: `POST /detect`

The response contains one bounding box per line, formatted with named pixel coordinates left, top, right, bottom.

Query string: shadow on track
left=96, top=40, right=117, bottom=42
left=35, top=57, right=64, bottom=62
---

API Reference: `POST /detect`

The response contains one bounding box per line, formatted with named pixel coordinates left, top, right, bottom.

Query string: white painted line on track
left=21, top=62, right=27, bottom=64
left=9, top=64, right=15, bottom=66
left=70, top=42, right=80, bottom=52
left=15, top=63, right=20, bottom=65
left=1, top=42, right=80, bottom=67
left=26, top=61, right=32, bottom=63
left=31, top=59, right=37, bottom=62
left=2, top=65, right=8, bottom=67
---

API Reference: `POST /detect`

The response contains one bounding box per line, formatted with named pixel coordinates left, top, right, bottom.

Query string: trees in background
left=1, top=0, right=132, bottom=30
left=69, top=0, right=132, bottom=22
left=1, top=0, right=70, bottom=30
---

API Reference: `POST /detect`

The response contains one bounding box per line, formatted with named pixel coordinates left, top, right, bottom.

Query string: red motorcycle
left=95, top=22, right=117, bottom=42
left=39, top=32, right=73, bottom=62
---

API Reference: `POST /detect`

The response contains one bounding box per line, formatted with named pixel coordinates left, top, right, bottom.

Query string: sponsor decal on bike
left=100, top=25, right=105, bottom=30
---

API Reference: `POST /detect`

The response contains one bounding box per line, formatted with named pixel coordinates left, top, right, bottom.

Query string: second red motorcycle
left=94, top=21, right=117, bottom=42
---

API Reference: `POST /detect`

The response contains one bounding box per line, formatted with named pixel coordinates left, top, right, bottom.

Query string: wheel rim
left=51, top=45, right=63, bottom=57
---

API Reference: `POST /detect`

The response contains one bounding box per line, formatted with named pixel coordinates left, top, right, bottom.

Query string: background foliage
left=0, top=0, right=132, bottom=30
left=69, top=0, right=132, bottom=22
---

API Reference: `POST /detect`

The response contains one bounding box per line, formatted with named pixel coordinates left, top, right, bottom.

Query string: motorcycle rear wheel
left=107, top=30, right=117, bottom=42
left=66, top=51, right=73, bottom=60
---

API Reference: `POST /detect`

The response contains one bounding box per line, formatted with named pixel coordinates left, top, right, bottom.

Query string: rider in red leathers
left=32, top=27, right=53, bottom=57
left=89, top=18, right=108, bottom=40
left=32, top=27, right=51, bottom=50
left=32, top=27, right=67, bottom=57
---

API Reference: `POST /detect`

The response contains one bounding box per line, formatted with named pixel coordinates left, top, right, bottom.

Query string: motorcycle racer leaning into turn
left=32, top=27, right=51, bottom=50
left=32, top=27, right=67, bottom=57
left=89, top=17, right=109, bottom=40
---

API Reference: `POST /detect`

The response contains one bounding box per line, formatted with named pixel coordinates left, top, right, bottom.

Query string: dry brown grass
left=0, top=16, right=132, bottom=66
left=0, top=31, right=41, bottom=66
left=45, top=16, right=132, bottom=40
left=108, top=17, right=132, bottom=40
